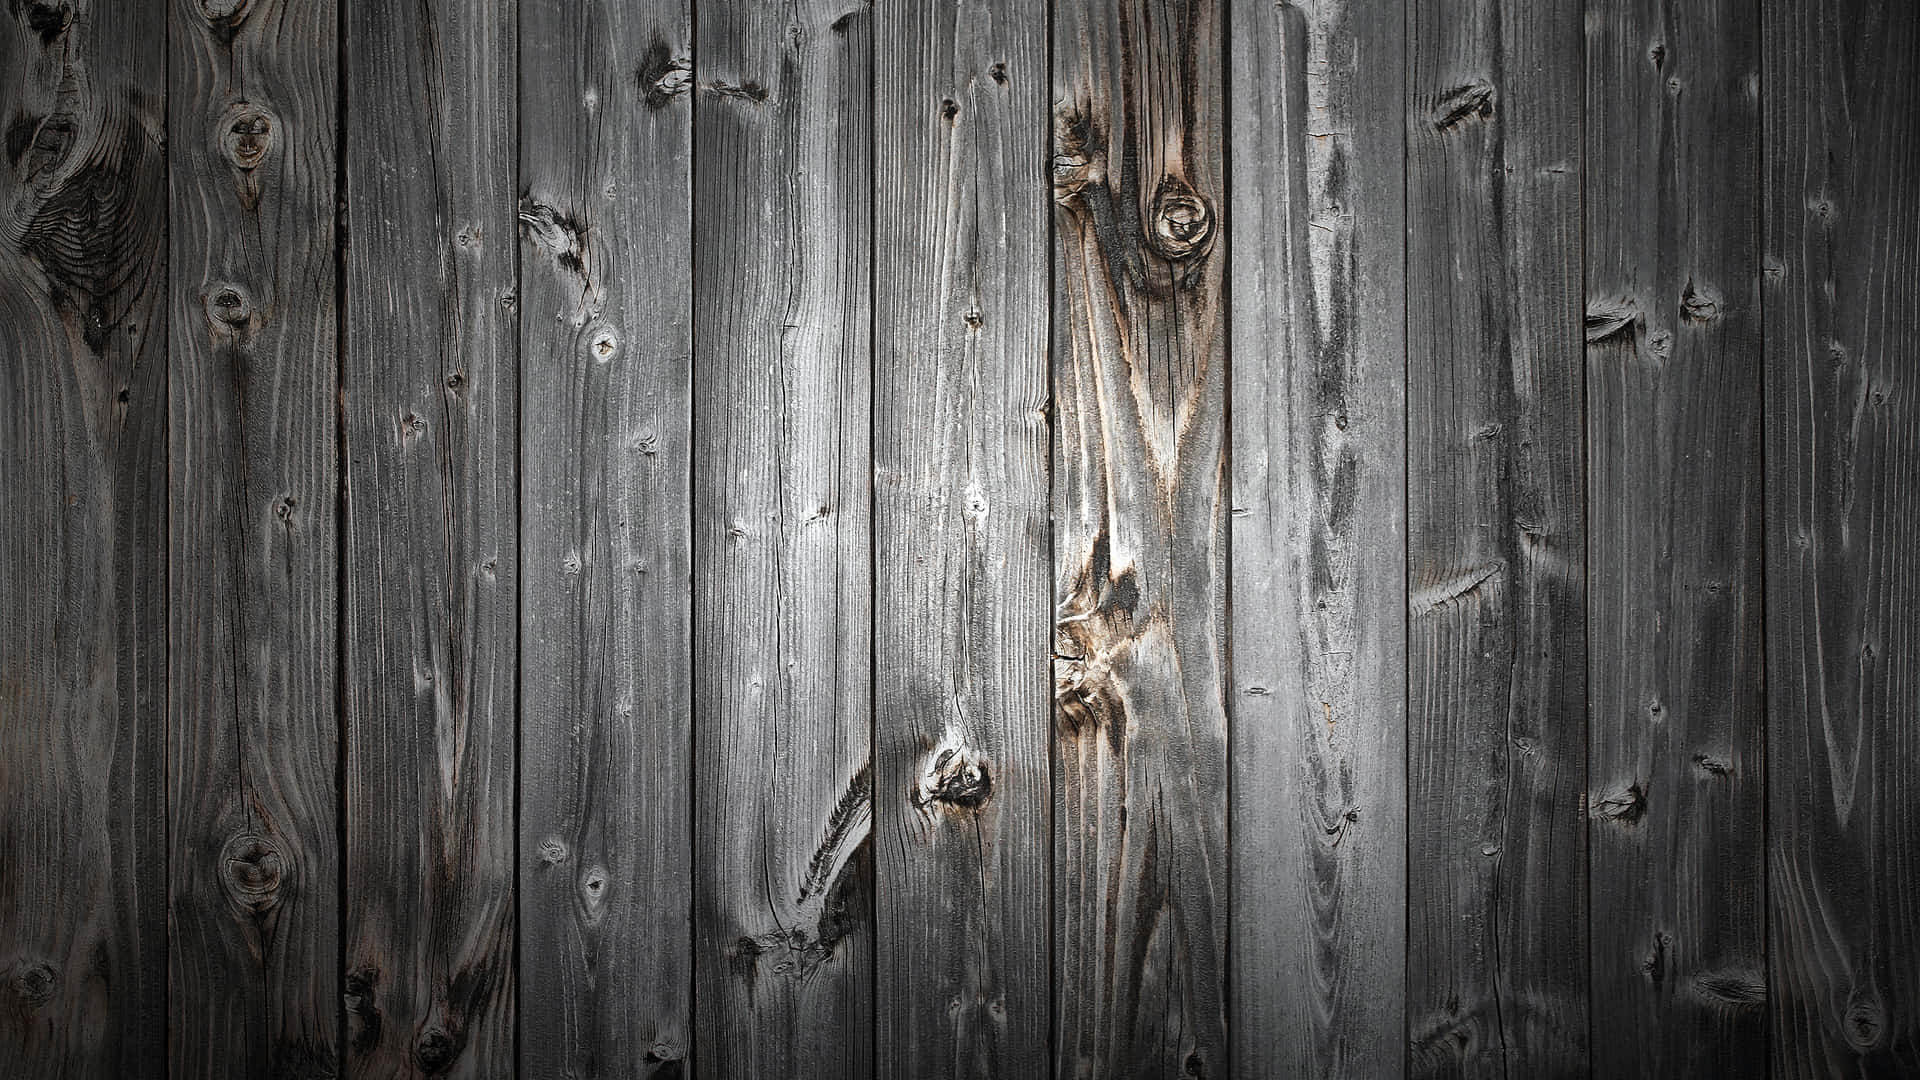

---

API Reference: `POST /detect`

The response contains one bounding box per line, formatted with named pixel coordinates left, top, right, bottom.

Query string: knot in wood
left=637, top=40, right=693, bottom=110
left=1680, top=281, right=1721, bottom=322
left=645, top=1042, right=687, bottom=1064
left=914, top=745, right=991, bottom=811
left=218, top=833, right=287, bottom=913
left=1431, top=80, right=1496, bottom=130
left=219, top=105, right=276, bottom=171
left=414, top=1026, right=458, bottom=1073
left=1845, top=996, right=1885, bottom=1049
left=198, top=0, right=247, bottom=21
left=26, top=3, right=71, bottom=44
left=537, top=837, right=568, bottom=865
left=204, top=283, right=253, bottom=329
left=585, top=323, right=620, bottom=362
left=1149, top=183, right=1212, bottom=259
left=1591, top=781, right=1647, bottom=825
left=1054, top=656, right=1115, bottom=734
left=6, top=960, right=57, bottom=1009
left=1051, top=152, right=1096, bottom=203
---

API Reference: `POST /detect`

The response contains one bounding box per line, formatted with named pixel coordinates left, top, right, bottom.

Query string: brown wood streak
left=1584, top=0, right=1767, bottom=1074
left=165, top=0, right=341, bottom=1073
left=1228, top=0, right=1409, bottom=1074
left=516, top=0, right=694, bottom=1074
left=0, top=0, right=167, bottom=1075
left=872, top=0, right=1050, bottom=1074
left=691, top=0, right=873, bottom=1076
left=342, top=0, right=518, bottom=1075
left=1404, top=0, right=1587, bottom=1075
left=1763, top=0, right=1920, bottom=1075
left=1051, top=0, right=1228, bottom=1074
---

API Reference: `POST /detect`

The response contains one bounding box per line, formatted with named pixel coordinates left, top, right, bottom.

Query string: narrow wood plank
left=1763, top=1, right=1920, bottom=1074
left=166, top=0, right=341, bottom=1072
left=0, top=1, right=167, bottom=1073
left=1050, top=0, right=1229, bottom=1072
left=517, top=0, right=693, bottom=1074
left=1584, top=0, right=1767, bottom=1073
left=872, top=0, right=1049, bottom=1075
left=691, top=1, right=873, bottom=1075
left=342, top=0, right=517, bottom=1074
left=1228, top=0, right=1408, bottom=1074
left=1404, top=0, right=1588, bottom=1074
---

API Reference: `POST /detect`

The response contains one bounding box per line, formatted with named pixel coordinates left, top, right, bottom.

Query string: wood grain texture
left=1763, top=1, right=1920, bottom=1074
left=0, top=1, right=167, bottom=1075
left=165, top=0, right=341, bottom=1073
left=1050, top=0, right=1228, bottom=1073
left=1228, top=0, right=1408, bottom=1074
left=517, top=0, right=693, bottom=1075
left=691, top=0, right=873, bottom=1076
left=342, top=0, right=518, bottom=1074
left=1584, top=0, right=1767, bottom=1074
left=1404, top=0, right=1588, bottom=1075
left=872, top=0, right=1049, bottom=1075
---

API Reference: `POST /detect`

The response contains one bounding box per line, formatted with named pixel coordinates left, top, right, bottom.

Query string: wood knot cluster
left=218, top=832, right=287, bottom=913
left=913, top=745, right=991, bottom=811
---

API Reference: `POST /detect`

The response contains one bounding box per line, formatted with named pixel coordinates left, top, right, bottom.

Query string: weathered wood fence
left=2, top=0, right=1916, bottom=1075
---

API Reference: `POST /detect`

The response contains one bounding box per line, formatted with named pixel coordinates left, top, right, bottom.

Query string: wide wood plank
left=691, top=0, right=873, bottom=1075
left=517, top=0, right=693, bottom=1075
left=166, top=0, right=340, bottom=1073
left=0, top=1, right=167, bottom=1073
left=342, top=0, right=518, bottom=1074
left=1050, top=0, right=1229, bottom=1072
left=1228, top=0, right=1408, bottom=1074
left=1584, top=0, right=1767, bottom=1074
left=872, top=0, right=1049, bottom=1075
left=1404, top=0, right=1587, bottom=1074
left=1763, top=1, right=1920, bottom=1074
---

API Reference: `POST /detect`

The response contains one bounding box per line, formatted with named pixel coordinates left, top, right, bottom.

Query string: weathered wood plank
left=691, top=0, right=873, bottom=1075
left=165, top=0, right=341, bottom=1073
left=872, top=0, right=1049, bottom=1075
left=0, top=1, right=167, bottom=1074
left=1404, top=0, right=1587, bottom=1074
left=1228, top=0, right=1408, bottom=1074
left=342, top=0, right=517, bottom=1074
left=1763, top=1, right=1920, bottom=1074
left=1050, top=0, right=1229, bottom=1073
left=1584, top=0, right=1767, bottom=1074
left=517, top=0, right=693, bottom=1074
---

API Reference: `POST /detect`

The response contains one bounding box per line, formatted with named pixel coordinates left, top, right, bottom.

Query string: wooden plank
left=872, top=0, right=1049, bottom=1075
left=1584, top=0, right=1767, bottom=1074
left=517, top=0, right=693, bottom=1075
left=342, top=0, right=517, bottom=1074
left=165, top=0, right=340, bottom=1073
left=691, top=1, right=873, bottom=1075
left=1228, top=0, right=1408, bottom=1074
left=1763, top=1, right=1920, bottom=1074
left=1050, top=0, right=1229, bottom=1072
left=0, top=1, right=167, bottom=1074
left=1403, top=0, right=1588, bottom=1074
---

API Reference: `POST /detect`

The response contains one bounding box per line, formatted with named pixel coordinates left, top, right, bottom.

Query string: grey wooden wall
left=1, top=0, right=1916, bottom=1076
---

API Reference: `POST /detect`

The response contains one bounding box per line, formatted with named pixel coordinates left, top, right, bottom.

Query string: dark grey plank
left=1229, top=0, right=1408, bottom=1074
left=1584, top=0, right=1767, bottom=1074
left=1050, top=0, right=1229, bottom=1072
left=0, top=1, right=167, bottom=1074
left=517, top=0, right=693, bottom=1074
left=691, top=1, right=873, bottom=1076
left=166, top=0, right=341, bottom=1073
left=872, top=0, right=1049, bottom=1075
left=342, top=0, right=518, bottom=1074
left=1763, top=1, right=1920, bottom=1074
left=1404, top=0, right=1588, bottom=1074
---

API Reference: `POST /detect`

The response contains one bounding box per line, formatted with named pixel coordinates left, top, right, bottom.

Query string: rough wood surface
left=0, top=1, right=167, bottom=1074
left=165, top=0, right=340, bottom=1073
left=872, top=0, right=1049, bottom=1075
left=1050, top=0, right=1229, bottom=1073
left=1229, top=0, right=1408, bottom=1075
left=342, top=0, right=518, bottom=1075
left=517, top=1, right=693, bottom=1075
left=691, top=0, right=873, bottom=1075
left=1404, top=0, right=1588, bottom=1074
left=1763, top=1, right=1920, bottom=1074
left=1584, top=0, right=1767, bottom=1074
